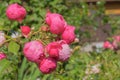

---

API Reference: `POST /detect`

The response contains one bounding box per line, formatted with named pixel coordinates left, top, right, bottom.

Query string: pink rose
left=39, top=57, right=57, bottom=74
left=58, top=40, right=71, bottom=61
left=6, top=3, right=26, bottom=22
left=46, top=42, right=62, bottom=59
left=20, top=26, right=31, bottom=38
left=0, top=31, right=6, bottom=45
left=45, top=13, right=66, bottom=34
left=23, top=41, right=45, bottom=63
left=46, top=40, right=71, bottom=61
left=103, top=41, right=114, bottom=50
left=0, top=52, right=6, bottom=60
left=61, top=25, right=76, bottom=44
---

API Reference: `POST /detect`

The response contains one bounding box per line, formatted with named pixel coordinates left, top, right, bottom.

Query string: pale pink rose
left=0, top=31, right=6, bottom=45
left=23, top=41, right=45, bottom=63
left=20, top=26, right=31, bottom=38
left=61, top=25, right=76, bottom=44
left=45, top=13, right=66, bottom=34
left=39, top=57, right=57, bottom=74
left=103, top=41, right=114, bottom=50
left=6, top=3, right=26, bottom=22
left=58, top=40, right=71, bottom=61
left=46, top=40, right=71, bottom=61
left=0, top=52, right=6, bottom=60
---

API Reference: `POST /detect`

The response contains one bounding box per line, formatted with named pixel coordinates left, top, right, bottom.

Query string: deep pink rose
left=23, top=41, right=45, bottom=63
left=39, top=57, right=57, bottom=74
left=46, top=42, right=62, bottom=59
left=45, top=13, right=66, bottom=34
left=61, top=25, right=76, bottom=44
left=6, top=3, right=26, bottom=22
left=20, top=26, right=31, bottom=38
left=46, top=40, right=71, bottom=61
left=0, top=52, right=6, bottom=60
left=103, top=41, right=114, bottom=50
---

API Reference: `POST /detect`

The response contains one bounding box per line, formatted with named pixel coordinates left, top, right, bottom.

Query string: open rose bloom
left=39, top=58, right=57, bottom=74
left=61, top=25, right=76, bottom=44
left=6, top=3, right=26, bottom=22
left=46, top=12, right=66, bottom=34
left=23, top=41, right=45, bottom=63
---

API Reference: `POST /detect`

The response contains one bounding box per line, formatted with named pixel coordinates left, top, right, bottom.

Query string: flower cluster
left=45, top=12, right=76, bottom=44
left=5, top=3, right=76, bottom=74
left=103, top=35, right=120, bottom=50
left=23, top=12, right=75, bottom=74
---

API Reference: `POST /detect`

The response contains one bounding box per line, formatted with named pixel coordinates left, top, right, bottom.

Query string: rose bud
left=0, top=31, right=6, bottom=45
left=40, top=26, right=49, bottom=32
left=20, top=26, right=31, bottom=38
left=0, top=52, right=6, bottom=60
left=39, top=57, right=57, bottom=74
left=103, top=41, right=114, bottom=50
left=6, top=3, right=26, bottom=22
left=45, top=12, right=66, bottom=34
left=61, top=25, right=76, bottom=44
left=23, top=41, right=45, bottom=63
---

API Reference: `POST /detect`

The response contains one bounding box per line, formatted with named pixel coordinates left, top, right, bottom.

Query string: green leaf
left=8, top=41, right=20, bottom=55
left=0, top=59, right=11, bottom=78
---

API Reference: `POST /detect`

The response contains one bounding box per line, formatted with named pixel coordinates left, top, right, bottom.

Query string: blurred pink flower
left=113, top=35, right=120, bottom=42
left=0, top=31, right=6, bottom=45
left=6, top=3, right=26, bottom=22
left=0, top=52, right=6, bottom=60
left=23, top=41, right=45, bottom=63
left=61, top=25, right=76, bottom=44
left=46, top=12, right=66, bottom=34
left=103, top=41, right=114, bottom=50
left=39, top=57, right=57, bottom=74
left=20, top=26, right=31, bottom=38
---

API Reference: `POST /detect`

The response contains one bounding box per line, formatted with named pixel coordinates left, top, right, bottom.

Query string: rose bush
left=0, top=2, right=76, bottom=76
